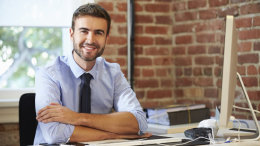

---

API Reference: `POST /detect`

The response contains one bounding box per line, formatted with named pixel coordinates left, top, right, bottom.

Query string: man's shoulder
left=97, top=57, right=121, bottom=71
left=37, top=56, right=69, bottom=76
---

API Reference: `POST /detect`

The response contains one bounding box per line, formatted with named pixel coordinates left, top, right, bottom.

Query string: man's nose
left=86, top=32, right=95, bottom=44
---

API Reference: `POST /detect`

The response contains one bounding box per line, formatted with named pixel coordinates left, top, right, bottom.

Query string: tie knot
left=81, top=73, right=93, bottom=84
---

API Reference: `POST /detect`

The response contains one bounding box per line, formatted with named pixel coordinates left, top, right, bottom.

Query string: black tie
left=80, top=73, right=93, bottom=113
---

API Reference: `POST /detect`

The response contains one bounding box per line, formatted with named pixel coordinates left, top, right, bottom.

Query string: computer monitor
left=219, top=15, right=238, bottom=129
left=219, top=15, right=260, bottom=140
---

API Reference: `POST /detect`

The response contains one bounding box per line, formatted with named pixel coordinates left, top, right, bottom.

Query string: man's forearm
left=77, top=112, right=139, bottom=134
left=69, top=125, right=117, bottom=142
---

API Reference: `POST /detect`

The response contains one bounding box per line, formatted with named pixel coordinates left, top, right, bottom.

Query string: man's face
left=70, top=15, right=108, bottom=61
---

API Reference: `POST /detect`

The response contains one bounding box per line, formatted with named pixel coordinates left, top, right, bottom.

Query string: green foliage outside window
left=0, top=27, right=62, bottom=88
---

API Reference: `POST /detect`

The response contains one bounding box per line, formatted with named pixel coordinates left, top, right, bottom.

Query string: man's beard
left=73, top=42, right=105, bottom=62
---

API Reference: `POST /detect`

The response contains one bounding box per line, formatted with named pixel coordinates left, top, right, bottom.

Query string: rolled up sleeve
left=34, top=68, right=74, bottom=144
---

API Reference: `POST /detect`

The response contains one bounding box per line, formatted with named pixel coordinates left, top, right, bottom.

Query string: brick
left=135, top=25, right=143, bottom=34
left=161, top=79, right=173, bottom=87
left=142, top=68, right=154, bottom=77
left=188, top=0, right=206, bottom=9
left=196, top=20, right=224, bottom=32
left=237, top=66, right=246, bottom=75
left=145, top=26, right=169, bottom=34
left=118, top=26, right=127, bottom=34
left=241, top=77, right=258, bottom=87
left=194, top=77, right=213, bottom=86
left=135, top=57, right=152, bottom=66
left=238, top=42, right=251, bottom=52
left=145, top=4, right=170, bottom=12
left=193, top=67, right=202, bottom=76
left=156, top=68, right=168, bottom=76
left=155, top=16, right=172, bottom=25
left=235, top=17, right=252, bottom=28
left=247, top=65, right=258, bottom=75
left=209, top=0, right=228, bottom=7
left=204, top=67, right=212, bottom=76
left=135, top=46, right=143, bottom=55
left=238, top=53, right=259, bottom=64
left=98, top=2, right=113, bottom=11
left=107, top=36, right=126, bottom=45
left=172, top=46, right=186, bottom=55
left=172, top=1, right=186, bottom=11
left=196, top=33, right=215, bottom=43
left=215, top=56, right=223, bottom=66
left=214, top=67, right=222, bottom=77
left=134, top=68, right=141, bottom=77
left=175, top=12, right=197, bottom=22
left=135, top=90, right=145, bottom=99
left=254, top=42, right=260, bottom=51
left=217, top=6, right=239, bottom=18
left=195, top=56, right=214, bottom=65
left=118, top=46, right=127, bottom=55
left=172, top=23, right=195, bottom=34
left=248, top=91, right=260, bottom=101
left=183, top=88, right=204, bottom=98
left=110, top=14, right=126, bottom=23
left=209, top=46, right=221, bottom=54
left=154, top=57, right=172, bottom=66
left=135, top=36, right=154, bottom=45
left=240, top=3, right=260, bottom=15
left=135, top=79, right=159, bottom=88
left=145, top=47, right=170, bottom=56
left=175, top=68, right=183, bottom=76
left=253, top=16, right=260, bottom=26
left=140, top=101, right=160, bottom=108
left=204, top=88, right=218, bottom=98
left=155, top=37, right=172, bottom=45
left=231, top=0, right=247, bottom=3
left=175, top=78, right=193, bottom=87
left=184, top=68, right=192, bottom=76
left=174, top=57, right=192, bottom=66
left=174, top=89, right=184, bottom=97
left=199, top=9, right=217, bottom=19
left=147, top=89, right=172, bottom=99
left=176, top=35, right=193, bottom=44
left=116, top=2, right=127, bottom=12
left=188, top=45, right=206, bottom=55
left=135, top=15, right=153, bottom=23
left=134, top=3, right=143, bottom=12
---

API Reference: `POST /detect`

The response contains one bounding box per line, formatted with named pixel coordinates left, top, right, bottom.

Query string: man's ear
left=69, top=28, right=74, bottom=41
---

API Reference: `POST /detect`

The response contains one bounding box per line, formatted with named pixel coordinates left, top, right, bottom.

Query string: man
left=34, top=3, right=149, bottom=144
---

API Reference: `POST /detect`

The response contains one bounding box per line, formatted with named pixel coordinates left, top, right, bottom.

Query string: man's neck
left=72, top=51, right=96, bottom=72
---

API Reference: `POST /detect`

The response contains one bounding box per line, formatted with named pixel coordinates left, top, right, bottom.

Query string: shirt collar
left=68, top=51, right=98, bottom=79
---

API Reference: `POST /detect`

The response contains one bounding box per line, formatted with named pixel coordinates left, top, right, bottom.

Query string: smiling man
left=34, top=3, right=149, bottom=145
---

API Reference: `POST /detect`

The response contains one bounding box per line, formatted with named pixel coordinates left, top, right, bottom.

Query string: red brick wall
left=98, top=0, right=260, bottom=119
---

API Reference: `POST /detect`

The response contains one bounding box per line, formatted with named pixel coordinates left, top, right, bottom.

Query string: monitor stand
left=235, top=72, right=260, bottom=141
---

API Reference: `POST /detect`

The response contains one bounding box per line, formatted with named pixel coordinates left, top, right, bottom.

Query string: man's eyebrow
left=78, top=27, right=105, bottom=33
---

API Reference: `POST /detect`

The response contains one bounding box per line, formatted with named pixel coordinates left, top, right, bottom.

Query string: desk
left=78, top=128, right=260, bottom=146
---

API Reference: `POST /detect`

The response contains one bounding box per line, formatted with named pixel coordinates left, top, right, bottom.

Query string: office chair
left=19, top=93, right=38, bottom=146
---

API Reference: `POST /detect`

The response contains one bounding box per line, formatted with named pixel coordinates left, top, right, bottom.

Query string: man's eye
left=96, top=31, right=104, bottom=35
left=81, top=30, right=88, bottom=33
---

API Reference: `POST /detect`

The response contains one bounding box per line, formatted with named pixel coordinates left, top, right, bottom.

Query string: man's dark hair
left=72, top=3, right=111, bottom=36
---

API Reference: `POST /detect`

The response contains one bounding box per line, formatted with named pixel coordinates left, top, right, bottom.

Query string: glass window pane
left=0, top=27, right=62, bottom=88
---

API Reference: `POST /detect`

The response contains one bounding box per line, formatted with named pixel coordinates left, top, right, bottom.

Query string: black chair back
left=19, top=93, right=38, bottom=146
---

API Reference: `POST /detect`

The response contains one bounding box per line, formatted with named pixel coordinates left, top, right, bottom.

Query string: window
left=0, top=0, right=93, bottom=122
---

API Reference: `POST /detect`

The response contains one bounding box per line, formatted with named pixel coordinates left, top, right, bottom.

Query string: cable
left=233, top=105, right=260, bottom=114
left=175, top=136, right=211, bottom=146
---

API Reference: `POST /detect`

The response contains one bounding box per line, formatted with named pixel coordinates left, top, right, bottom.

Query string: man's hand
left=36, top=103, right=80, bottom=125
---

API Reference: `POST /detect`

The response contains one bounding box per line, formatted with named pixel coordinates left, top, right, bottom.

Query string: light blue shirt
left=34, top=52, right=148, bottom=144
